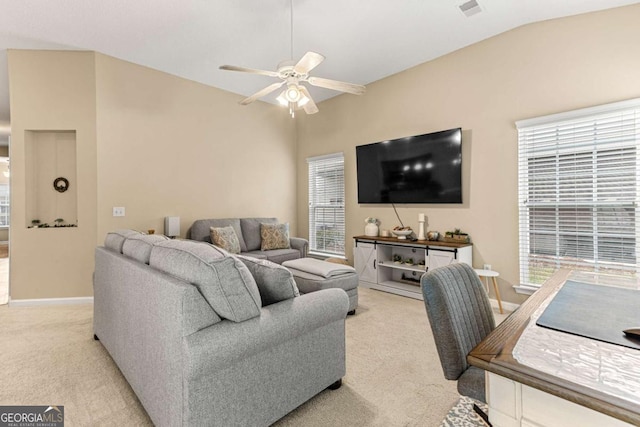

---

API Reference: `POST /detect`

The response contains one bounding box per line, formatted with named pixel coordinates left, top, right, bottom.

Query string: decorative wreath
left=53, top=177, right=69, bottom=193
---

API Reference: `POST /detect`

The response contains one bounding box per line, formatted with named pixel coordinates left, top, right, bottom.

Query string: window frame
left=307, top=152, right=345, bottom=258
left=516, top=98, right=640, bottom=293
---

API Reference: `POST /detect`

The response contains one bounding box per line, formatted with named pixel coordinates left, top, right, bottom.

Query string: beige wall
left=295, top=4, right=640, bottom=304
left=94, top=53, right=296, bottom=241
left=8, top=50, right=98, bottom=300
left=7, top=50, right=296, bottom=300
left=7, top=5, right=640, bottom=302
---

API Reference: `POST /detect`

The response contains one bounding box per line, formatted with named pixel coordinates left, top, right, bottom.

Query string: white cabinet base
left=487, top=372, right=634, bottom=427
left=354, top=238, right=472, bottom=300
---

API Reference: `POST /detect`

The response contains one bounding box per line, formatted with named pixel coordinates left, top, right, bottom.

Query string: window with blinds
left=517, top=99, right=640, bottom=288
left=307, top=153, right=345, bottom=257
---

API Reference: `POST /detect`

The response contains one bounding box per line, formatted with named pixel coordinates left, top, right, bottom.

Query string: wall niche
left=25, top=130, right=78, bottom=228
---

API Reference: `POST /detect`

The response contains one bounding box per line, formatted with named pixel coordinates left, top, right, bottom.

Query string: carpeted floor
left=0, top=287, right=507, bottom=426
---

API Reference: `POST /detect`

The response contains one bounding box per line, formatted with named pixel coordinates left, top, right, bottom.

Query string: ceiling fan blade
left=239, top=81, right=285, bottom=105
left=294, top=52, right=325, bottom=75
left=307, top=76, right=366, bottom=95
left=299, top=86, right=319, bottom=114
left=219, top=65, right=280, bottom=78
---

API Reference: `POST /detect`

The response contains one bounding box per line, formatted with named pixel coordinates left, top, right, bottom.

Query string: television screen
left=356, top=128, right=462, bottom=204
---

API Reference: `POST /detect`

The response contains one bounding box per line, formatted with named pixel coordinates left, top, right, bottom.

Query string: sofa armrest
left=289, top=237, right=308, bottom=258
left=184, top=288, right=348, bottom=375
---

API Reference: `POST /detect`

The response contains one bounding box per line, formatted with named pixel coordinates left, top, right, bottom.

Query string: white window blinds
left=517, top=99, right=640, bottom=287
left=307, top=153, right=345, bottom=257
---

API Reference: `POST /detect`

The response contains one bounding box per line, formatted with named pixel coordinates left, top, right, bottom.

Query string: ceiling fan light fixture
left=276, top=91, right=289, bottom=106
left=285, top=85, right=301, bottom=102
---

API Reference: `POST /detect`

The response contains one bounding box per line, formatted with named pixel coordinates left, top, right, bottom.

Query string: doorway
left=0, top=156, right=8, bottom=305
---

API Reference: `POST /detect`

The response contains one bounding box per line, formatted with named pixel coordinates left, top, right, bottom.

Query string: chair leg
left=473, top=403, right=492, bottom=427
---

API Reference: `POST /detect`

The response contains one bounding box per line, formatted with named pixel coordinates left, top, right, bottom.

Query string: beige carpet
left=0, top=288, right=508, bottom=426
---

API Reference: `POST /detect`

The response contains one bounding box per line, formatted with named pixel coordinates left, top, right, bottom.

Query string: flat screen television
left=356, top=128, right=462, bottom=204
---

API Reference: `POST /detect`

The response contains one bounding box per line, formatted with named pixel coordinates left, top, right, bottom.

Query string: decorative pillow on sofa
left=238, top=255, right=300, bottom=306
left=241, top=217, right=277, bottom=251
left=210, top=226, right=241, bottom=254
left=149, top=240, right=261, bottom=322
left=260, top=223, right=291, bottom=251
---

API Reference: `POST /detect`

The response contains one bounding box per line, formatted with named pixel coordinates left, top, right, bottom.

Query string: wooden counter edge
left=468, top=269, right=640, bottom=425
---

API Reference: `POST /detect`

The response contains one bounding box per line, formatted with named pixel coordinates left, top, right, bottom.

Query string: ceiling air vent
left=458, top=0, right=482, bottom=17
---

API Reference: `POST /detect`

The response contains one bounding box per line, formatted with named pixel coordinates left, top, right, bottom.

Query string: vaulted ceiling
left=1, top=0, right=639, bottom=144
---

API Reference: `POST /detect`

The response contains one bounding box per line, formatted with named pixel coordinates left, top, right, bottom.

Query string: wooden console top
left=353, top=235, right=472, bottom=249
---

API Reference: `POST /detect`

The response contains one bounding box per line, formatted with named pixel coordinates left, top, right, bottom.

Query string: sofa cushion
left=238, top=255, right=300, bottom=306
left=240, top=217, right=277, bottom=251
left=105, top=229, right=142, bottom=253
left=260, top=223, right=291, bottom=251
left=244, top=249, right=301, bottom=264
left=210, top=226, right=241, bottom=254
left=283, top=258, right=357, bottom=278
left=122, top=234, right=170, bottom=264
left=190, top=218, right=247, bottom=252
left=149, top=240, right=261, bottom=322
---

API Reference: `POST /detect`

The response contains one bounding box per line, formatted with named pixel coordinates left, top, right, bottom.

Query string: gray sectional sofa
left=189, top=217, right=308, bottom=264
left=94, top=230, right=348, bottom=427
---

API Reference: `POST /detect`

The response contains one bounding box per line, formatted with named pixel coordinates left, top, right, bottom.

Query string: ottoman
left=283, top=258, right=359, bottom=315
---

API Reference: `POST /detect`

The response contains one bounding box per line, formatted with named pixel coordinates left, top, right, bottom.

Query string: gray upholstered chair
left=421, top=263, right=495, bottom=403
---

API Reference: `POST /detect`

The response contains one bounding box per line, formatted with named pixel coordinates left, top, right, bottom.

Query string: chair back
left=421, top=263, right=495, bottom=381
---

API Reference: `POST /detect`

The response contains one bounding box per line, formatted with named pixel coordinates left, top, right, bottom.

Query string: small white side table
left=474, top=269, right=504, bottom=314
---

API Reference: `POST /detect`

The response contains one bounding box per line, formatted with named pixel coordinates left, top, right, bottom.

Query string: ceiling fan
left=220, top=53, right=365, bottom=116
left=219, top=0, right=365, bottom=117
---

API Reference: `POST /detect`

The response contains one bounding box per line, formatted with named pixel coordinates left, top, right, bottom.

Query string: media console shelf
left=353, top=236, right=472, bottom=300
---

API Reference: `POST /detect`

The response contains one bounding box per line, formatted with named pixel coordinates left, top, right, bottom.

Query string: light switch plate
left=113, top=207, right=125, bottom=217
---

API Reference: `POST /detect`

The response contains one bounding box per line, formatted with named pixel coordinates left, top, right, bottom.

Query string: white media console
left=353, top=236, right=472, bottom=300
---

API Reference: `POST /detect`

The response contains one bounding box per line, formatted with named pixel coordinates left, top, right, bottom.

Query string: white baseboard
left=490, top=298, right=519, bottom=313
left=9, top=296, right=94, bottom=307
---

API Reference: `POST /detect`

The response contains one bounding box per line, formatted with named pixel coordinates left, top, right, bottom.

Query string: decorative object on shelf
left=392, top=225, right=412, bottom=240
left=418, top=213, right=426, bottom=240
left=444, top=228, right=470, bottom=243
left=427, top=230, right=440, bottom=241
left=53, top=177, right=69, bottom=193
left=380, top=229, right=390, bottom=237
left=30, top=218, right=77, bottom=228
left=148, top=229, right=155, bottom=235
left=393, top=254, right=403, bottom=264
left=364, top=217, right=379, bottom=237
left=164, top=216, right=180, bottom=238
left=401, top=272, right=421, bottom=285
left=405, top=258, right=414, bottom=265
left=418, top=259, right=426, bottom=266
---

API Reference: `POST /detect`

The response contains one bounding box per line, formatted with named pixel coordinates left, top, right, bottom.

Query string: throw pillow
left=149, top=240, right=261, bottom=322
left=260, top=223, right=291, bottom=251
left=210, top=226, right=241, bottom=254
left=238, top=255, right=300, bottom=306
